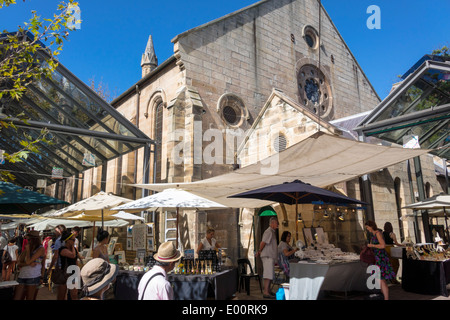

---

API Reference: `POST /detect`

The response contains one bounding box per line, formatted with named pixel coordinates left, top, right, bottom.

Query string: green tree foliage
left=432, top=45, right=449, bottom=57
left=0, top=0, right=79, bottom=181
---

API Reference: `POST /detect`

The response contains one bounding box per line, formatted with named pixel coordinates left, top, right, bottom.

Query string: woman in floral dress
left=364, top=220, right=396, bottom=300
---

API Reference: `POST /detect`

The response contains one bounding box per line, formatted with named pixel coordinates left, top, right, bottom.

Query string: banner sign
left=52, top=167, right=64, bottom=179
left=82, top=152, right=96, bottom=166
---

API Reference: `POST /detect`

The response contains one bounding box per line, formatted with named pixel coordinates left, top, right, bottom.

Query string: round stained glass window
left=218, top=94, right=246, bottom=127
left=223, top=105, right=238, bottom=125
left=304, top=79, right=320, bottom=104
left=302, top=25, right=319, bottom=50
left=305, top=34, right=315, bottom=48
left=297, top=64, right=333, bottom=120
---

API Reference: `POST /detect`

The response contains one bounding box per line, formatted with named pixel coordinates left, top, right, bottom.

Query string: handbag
left=360, top=245, right=375, bottom=265
left=51, top=266, right=68, bottom=285
left=2, top=249, right=12, bottom=264
left=51, top=249, right=69, bottom=285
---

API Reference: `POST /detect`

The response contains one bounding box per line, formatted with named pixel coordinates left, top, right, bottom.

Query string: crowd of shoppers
left=0, top=224, right=118, bottom=300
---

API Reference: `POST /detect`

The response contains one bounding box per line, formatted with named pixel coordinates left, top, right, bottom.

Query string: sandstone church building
left=49, top=0, right=446, bottom=263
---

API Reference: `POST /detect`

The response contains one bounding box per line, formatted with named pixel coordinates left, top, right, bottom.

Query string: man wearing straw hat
left=138, top=241, right=181, bottom=300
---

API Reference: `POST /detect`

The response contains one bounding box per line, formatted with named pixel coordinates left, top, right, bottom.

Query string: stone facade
left=58, top=0, right=446, bottom=262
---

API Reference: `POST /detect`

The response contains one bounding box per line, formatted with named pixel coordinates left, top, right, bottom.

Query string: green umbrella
left=0, top=181, right=69, bottom=214
left=258, top=206, right=277, bottom=216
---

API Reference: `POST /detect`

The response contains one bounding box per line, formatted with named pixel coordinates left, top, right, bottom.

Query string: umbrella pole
left=295, top=199, right=299, bottom=242
left=444, top=207, right=449, bottom=243
left=102, top=209, right=104, bottom=229
left=92, top=221, right=96, bottom=250
left=176, top=207, right=179, bottom=248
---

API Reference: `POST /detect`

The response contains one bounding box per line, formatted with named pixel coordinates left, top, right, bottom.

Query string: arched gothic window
left=154, top=101, right=164, bottom=183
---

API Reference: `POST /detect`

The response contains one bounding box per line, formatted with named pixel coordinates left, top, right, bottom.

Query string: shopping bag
left=360, top=246, right=375, bottom=265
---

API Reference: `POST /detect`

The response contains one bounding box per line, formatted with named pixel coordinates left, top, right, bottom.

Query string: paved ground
left=29, top=278, right=450, bottom=301
left=232, top=279, right=450, bottom=301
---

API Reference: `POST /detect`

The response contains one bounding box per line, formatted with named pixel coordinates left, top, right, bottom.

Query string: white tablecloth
left=0, top=281, right=18, bottom=289
left=390, top=247, right=404, bottom=258
left=289, top=261, right=370, bottom=300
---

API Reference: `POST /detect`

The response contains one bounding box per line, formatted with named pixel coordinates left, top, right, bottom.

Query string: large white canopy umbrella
left=403, top=193, right=450, bottom=241
left=50, top=191, right=133, bottom=228
left=113, top=188, right=228, bottom=247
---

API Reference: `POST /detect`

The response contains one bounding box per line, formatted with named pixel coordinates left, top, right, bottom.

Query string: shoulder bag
left=2, top=249, right=12, bottom=264
left=51, top=247, right=69, bottom=285
left=139, top=272, right=164, bottom=300
left=360, top=238, right=376, bottom=265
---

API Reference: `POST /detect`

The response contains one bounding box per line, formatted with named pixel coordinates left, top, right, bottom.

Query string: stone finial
left=141, top=35, right=158, bottom=77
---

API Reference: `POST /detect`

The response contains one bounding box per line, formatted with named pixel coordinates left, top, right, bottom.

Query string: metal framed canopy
left=0, top=33, right=154, bottom=188
left=354, top=55, right=450, bottom=159
left=355, top=54, right=450, bottom=243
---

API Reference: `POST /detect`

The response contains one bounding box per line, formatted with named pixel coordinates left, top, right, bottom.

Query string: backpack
left=2, top=249, right=12, bottom=264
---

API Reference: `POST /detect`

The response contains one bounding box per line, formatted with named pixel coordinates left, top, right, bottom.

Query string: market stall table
left=114, top=267, right=237, bottom=300
left=402, top=251, right=450, bottom=297
left=289, top=261, right=371, bottom=300
left=0, top=281, right=18, bottom=300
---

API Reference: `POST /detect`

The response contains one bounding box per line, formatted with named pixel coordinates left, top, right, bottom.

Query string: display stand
left=114, top=267, right=237, bottom=300
left=402, top=249, right=450, bottom=297
left=0, top=281, right=18, bottom=300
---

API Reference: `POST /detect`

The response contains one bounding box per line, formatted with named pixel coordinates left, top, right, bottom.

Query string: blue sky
left=1, top=0, right=449, bottom=101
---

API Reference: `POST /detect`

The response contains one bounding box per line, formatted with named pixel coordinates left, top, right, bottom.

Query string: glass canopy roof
left=0, top=38, right=154, bottom=188
left=355, top=55, right=450, bottom=160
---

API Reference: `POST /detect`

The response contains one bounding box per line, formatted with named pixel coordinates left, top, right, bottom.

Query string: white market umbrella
left=113, top=188, right=228, bottom=246
left=27, top=217, right=92, bottom=231
left=111, top=211, right=145, bottom=221
left=50, top=191, right=133, bottom=228
left=403, top=194, right=450, bottom=210
left=403, top=193, right=450, bottom=241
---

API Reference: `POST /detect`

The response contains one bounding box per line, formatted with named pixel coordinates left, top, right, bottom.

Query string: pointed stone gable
left=237, top=89, right=342, bottom=167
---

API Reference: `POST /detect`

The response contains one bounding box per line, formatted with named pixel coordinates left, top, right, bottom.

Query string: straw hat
left=81, top=258, right=118, bottom=296
left=153, top=241, right=181, bottom=263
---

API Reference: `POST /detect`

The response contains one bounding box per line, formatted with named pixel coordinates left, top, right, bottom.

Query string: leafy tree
left=432, top=45, right=449, bottom=57
left=0, top=0, right=79, bottom=181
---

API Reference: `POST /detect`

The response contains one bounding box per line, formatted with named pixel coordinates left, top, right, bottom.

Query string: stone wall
left=174, top=0, right=380, bottom=132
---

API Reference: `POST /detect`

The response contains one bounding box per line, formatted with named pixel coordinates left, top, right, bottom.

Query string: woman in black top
left=58, top=231, right=83, bottom=300
left=383, top=222, right=401, bottom=282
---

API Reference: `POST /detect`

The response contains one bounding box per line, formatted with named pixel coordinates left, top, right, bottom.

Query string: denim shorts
left=17, top=277, right=41, bottom=286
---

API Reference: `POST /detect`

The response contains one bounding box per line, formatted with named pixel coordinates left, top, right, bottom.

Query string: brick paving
left=28, top=278, right=450, bottom=301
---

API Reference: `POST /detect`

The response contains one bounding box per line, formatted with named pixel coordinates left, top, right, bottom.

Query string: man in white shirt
left=138, top=241, right=181, bottom=300
left=256, top=217, right=279, bottom=299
